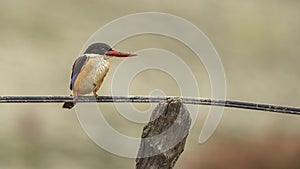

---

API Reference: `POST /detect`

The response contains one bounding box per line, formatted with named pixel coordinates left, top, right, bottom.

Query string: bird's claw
left=93, top=91, right=98, bottom=97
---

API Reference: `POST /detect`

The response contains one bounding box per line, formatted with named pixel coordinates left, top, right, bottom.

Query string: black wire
left=0, top=95, right=299, bottom=115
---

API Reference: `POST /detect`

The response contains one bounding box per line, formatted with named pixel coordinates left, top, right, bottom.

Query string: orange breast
left=93, top=60, right=110, bottom=93
left=73, top=56, right=110, bottom=95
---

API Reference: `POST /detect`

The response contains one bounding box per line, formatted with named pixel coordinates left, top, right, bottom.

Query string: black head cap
left=84, top=43, right=112, bottom=55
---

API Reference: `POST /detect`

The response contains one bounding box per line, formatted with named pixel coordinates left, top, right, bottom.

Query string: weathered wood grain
left=136, top=98, right=191, bottom=169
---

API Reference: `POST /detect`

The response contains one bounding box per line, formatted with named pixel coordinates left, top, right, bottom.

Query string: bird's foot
left=74, top=91, right=79, bottom=100
left=93, top=91, right=98, bottom=97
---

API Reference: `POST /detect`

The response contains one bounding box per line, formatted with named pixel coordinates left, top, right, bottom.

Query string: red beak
left=105, top=49, right=137, bottom=57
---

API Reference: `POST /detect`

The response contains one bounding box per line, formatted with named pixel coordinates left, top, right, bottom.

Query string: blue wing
left=69, top=55, right=88, bottom=90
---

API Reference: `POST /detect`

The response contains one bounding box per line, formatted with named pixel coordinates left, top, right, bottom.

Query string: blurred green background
left=0, top=0, right=300, bottom=168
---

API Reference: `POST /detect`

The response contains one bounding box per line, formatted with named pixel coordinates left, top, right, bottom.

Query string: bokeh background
left=0, top=0, right=300, bottom=168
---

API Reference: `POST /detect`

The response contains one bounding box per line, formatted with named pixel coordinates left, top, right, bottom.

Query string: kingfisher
left=62, top=42, right=137, bottom=109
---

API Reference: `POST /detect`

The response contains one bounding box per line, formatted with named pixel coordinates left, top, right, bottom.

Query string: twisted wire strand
left=1, top=95, right=299, bottom=115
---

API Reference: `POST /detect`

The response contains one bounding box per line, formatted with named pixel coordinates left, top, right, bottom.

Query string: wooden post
left=136, top=98, right=191, bottom=169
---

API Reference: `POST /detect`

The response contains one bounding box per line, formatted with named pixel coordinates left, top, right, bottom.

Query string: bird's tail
left=62, top=101, right=76, bottom=109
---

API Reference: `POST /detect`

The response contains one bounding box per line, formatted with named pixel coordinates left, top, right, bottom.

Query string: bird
left=62, top=42, right=137, bottom=109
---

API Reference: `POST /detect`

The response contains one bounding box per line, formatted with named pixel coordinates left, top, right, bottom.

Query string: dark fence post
left=136, top=98, right=192, bottom=169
